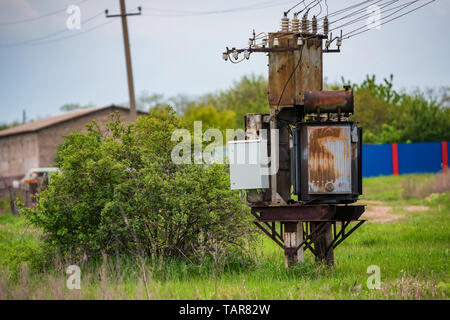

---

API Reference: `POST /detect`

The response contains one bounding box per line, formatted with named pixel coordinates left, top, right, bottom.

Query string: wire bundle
left=0, top=0, right=436, bottom=48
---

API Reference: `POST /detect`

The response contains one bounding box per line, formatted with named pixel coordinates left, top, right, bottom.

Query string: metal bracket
left=323, top=48, right=341, bottom=53
left=251, top=210, right=285, bottom=249
left=326, top=220, right=366, bottom=253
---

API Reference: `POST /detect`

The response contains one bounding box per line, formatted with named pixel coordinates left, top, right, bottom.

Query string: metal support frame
left=322, top=48, right=341, bottom=53
left=251, top=205, right=366, bottom=262
left=225, top=33, right=328, bottom=55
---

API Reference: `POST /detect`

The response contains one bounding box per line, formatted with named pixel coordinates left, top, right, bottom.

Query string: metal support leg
left=311, top=222, right=334, bottom=266
left=283, top=222, right=304, bottom=267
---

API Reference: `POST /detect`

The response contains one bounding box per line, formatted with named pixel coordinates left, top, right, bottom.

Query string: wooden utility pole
left=106, top=1, right=141, bottom=120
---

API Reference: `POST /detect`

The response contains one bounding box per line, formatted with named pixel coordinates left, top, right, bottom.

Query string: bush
left=23, top=108, right=253, bottom=262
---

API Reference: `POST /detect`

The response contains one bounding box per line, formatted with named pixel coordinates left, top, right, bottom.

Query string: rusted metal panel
left=245, top=113, right=272, bottom=204
left=268, top=33, right=323, bottom=110
left=255, top=205, right=335, bottom=221
left=307, top=126, right=351, bottom=194
left=304, top=90, right=354, bottom=114
left=293, top=37, right=323, bottom=105
left=268, top=33, right=296, bottom=108
left=334, top=205, right=365, bottom=220
left=245, top=114, right=263, bottom=140
left=252, top=205, right=365, bottom=222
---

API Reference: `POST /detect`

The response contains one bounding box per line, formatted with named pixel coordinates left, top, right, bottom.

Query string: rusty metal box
left=268, top=33, right=323, bottom=110
left=293, top=122, right=362, bottom=203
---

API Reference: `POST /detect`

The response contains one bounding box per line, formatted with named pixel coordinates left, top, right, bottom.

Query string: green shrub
left=22, top=108, right=253, bottom=262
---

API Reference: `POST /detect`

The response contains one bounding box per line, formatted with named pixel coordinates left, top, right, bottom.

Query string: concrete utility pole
left=106, top=1, right=141, bottom=120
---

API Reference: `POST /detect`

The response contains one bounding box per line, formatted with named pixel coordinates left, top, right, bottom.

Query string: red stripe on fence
left=392, top=143, right=399, bottom=176
left=442, top=141, right=448, bottom=173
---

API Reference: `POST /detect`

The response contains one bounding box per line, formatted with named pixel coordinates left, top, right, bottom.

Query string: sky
left=0, top=0, right=449, bottom=124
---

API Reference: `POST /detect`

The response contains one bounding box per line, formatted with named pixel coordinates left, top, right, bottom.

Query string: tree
left=344, top=74, right=450, bottom=144
left=135, top=91, right=198, bottom=113
left=0, top=121, right=21, bottom=131
left=60, top=103, right=94, bottom=112
left=201, top=74, right=270, bottom=128
left=136, top=91, right=166, bottom=111
left=182, top=104, right=236, bottom=133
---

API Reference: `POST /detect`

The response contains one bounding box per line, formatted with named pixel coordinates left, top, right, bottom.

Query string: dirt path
left=357, top=201, right=428, bottom=223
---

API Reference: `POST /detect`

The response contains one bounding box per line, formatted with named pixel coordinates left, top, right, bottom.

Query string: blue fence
left=362, top=144, right=393, bottom=177
left=362, top=141, right=449, bottom=177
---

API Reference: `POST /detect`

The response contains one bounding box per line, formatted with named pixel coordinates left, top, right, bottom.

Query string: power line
left=328, top=0, right=386, bottom=25
left=285, top=1, right=306, bottom=15
left=0, top=0, right=90, bottom=26
left=342, top=0, right=420, bottom=37
left=316, top=0, right=323, bottom=17
left=0, top=11, right=104, bottom=47
left=317, top=0, right=378, bottom=21
left=24, top=19, right=116, bottom=47
left=316, top=0, right=419, bottom=31
left=343, top=0, right=435, bottom=39
left=0, top=0, right=434, bottom=49
left=142, top=0, right=293, bottom=17
left=328, top=0, right=402, bottom=32
left=305, top=0, right=324, bottom=18
left=330, top=0, right=378, bottom=16
left=295, top=0, right=320, bottom=15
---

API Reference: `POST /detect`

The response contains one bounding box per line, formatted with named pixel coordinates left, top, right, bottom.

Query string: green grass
left=0, top=213, right=43, bottom=277
left=361, top=173, right=433, bottom=202
left=0, top=174, right=449, bottom=299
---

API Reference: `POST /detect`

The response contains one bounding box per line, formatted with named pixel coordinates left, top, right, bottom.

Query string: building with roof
left=0, top=105, right=146, bottom=189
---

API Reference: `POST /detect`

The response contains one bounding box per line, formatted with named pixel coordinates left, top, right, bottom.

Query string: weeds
left=402, top=172, right=450, bottom=199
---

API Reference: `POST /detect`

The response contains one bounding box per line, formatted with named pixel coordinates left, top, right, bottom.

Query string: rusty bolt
left=325, top=182, right=334, bottom=192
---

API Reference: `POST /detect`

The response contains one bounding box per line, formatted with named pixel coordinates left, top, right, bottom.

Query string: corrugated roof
left=0, top=105, right=145, bottom=138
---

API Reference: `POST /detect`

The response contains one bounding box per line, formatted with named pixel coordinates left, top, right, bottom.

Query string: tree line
left=3, top=74, right=448, bottom=144
left=138, top=73, right=450, bottom=144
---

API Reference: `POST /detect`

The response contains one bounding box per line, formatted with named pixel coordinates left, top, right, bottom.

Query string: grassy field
left=0, top=173, right=449, bottom=299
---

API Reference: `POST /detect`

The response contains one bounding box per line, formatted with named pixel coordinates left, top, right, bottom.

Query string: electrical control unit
left=228, top=140, right=270, bottom=190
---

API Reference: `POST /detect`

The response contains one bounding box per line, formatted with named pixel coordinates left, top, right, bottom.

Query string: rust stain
left=308, top=127, right=350, bottom=192
left=245, top=114, right=262, bottom=140
left=304, top=90, right=354, bottom=114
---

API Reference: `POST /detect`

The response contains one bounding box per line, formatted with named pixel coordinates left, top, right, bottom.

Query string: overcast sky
left=0, top=0, right=448, bottom=124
